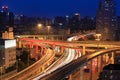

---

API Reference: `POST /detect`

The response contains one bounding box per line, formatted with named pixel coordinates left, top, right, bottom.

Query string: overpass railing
left=40, top=48, right=120, bottom=80
left=7, top=48, right=55, bottom=80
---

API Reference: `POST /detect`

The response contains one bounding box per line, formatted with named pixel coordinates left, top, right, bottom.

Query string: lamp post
left=47, top=26, right=51, bottom=40
left=47, top=26, right=51, bottom=35
left=37, top=23, right=42, bottom=34
left=38, top=23, right=42, bottom=28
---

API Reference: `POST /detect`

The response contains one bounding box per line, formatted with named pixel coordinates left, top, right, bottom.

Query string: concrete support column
left=52, top=44, right=55, bottom=49
left=44, top=36, right=47, bottom=40
left=82, top=46, right=86, bottom=56
left=35, top=45, right=38, bottom=54
left=90, top=60, right=92, bottom=80
left=21, top=42, right=25, bottom=48
left=111, top=52, right=114, bottom=64
left=35, top=45, right=39, bottom=60
left=98, top=56, right=102, bottom=72
left=104, top=53, right=109, bottom=66
left=41, top=66, right=45, bottom=71
left=101, top=55, right=103, bottom=70
left=40, top=46, right=44, bottom=56
left=61, top=46, right=64, bottom=53
left=69, top=69, right=81, bottom=80
left=30, top=42, right=33, bottom=48
left=33, top=36, right=36, bottom=39
left=68, top=75, right=72, bottom=80
left=18, top=41, right=22, bottom=48
left=80, top=68, right=84, bottom=80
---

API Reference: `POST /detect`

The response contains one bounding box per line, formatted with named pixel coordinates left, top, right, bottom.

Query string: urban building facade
left=96, top=0, right=117, bottom=41
left=0, top=39, right=16, bottom=72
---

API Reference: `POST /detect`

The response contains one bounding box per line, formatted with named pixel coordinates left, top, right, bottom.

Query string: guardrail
left=7, top=48, right=55, bottom=80
left=30, top=50, right=74, bottom=80
left=40, top=48, right=120, bottom=80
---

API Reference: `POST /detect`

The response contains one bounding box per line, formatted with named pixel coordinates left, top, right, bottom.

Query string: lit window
left=112, top=24, right=114, bottom=26
left=105, top=8, right=109, bottom=11
left=110, top=70, right=112, bottom=74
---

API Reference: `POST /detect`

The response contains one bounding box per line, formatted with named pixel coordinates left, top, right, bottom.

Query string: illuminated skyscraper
left=96, top=0, right=117, bottom=41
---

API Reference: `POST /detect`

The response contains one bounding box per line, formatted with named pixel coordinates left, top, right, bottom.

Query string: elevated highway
left=6, top=48, right=55, bottom=80
left=40, top=47, right=120, bottom=80
left=5, top=36, right=120, bottom=80
left=28, top=48, right=77, bottom=80
left=16, top=38, right=120, bottom=79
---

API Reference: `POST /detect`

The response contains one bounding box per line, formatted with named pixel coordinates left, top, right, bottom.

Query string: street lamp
left=47, top=26, right=51, bottom=35
left=37, top=23, right=42, bottom=34
left=37, top=23, right=42, bottom=28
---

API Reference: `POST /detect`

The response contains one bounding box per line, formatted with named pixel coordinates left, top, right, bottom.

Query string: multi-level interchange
left=0, top=0, right=120, bottom=80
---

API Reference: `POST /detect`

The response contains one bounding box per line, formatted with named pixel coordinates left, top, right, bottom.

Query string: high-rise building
left=114, top=16, right=120, bottom=41
left=96, top=0, right=117, bottom=41
left=0, top=6, right=14, bottom=37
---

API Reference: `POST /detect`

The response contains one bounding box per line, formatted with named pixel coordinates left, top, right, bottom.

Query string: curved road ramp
left=6, top=48, right=55, bottom=80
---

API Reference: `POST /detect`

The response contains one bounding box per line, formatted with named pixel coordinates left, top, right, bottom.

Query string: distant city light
left=66, top=15, right=69, bottom=18
left=59, top=23, right=63, bottom=26
left=20, top=14, right=23, bottom=17
left=38, top=23, right=42, bottom=28
left=2, top=6, right=8, bottom=9
left=75, top=13, right=79, bottom=16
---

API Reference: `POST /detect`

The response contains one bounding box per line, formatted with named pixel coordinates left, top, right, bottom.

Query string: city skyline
left=1, top=0, right=120, bottom=18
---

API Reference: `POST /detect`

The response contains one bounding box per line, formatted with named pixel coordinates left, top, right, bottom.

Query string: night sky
left=1, top=0, right=120, bottom=18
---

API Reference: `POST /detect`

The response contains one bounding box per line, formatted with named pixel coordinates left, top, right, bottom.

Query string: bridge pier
left=82, top=46, right=86, bottom=55
left=41, top=66, right=45, bottom=71
left=111, top=52, right=114, bottom=64
left=90, top=60, right=92, bottom=80
left=80, top=68, right=84, bottom=80
left=40, top=46, right=44, bottom=56
left=35, top=45, right=38, bottom=54
left=61, top=46, right=64, bottom=53
left=68, top=69, right=81, bottom=80
left=98, top=56, right=102, bottom=72
left=17, top=40, right=22, bottom=48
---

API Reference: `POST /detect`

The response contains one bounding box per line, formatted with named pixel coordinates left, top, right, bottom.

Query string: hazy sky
left=1, top=0, right=120, bottom=18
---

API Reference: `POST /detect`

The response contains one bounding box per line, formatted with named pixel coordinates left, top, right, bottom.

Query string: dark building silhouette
left=96, top=0, right=117, bottom=41
left=80, top=16, right=96, bottom=31
left=14, top=15, right=53, bottom=35
left=53, top=16, right=67, bottom=29
left=98, top=64, right=120, bottom=80
left=0, top=6, right=14, bottom=37
left=114, top=51, right=120, bottom=64
left=69, top=13, right=81, bottom=33
left=114, top=16, right=120, bottom=41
